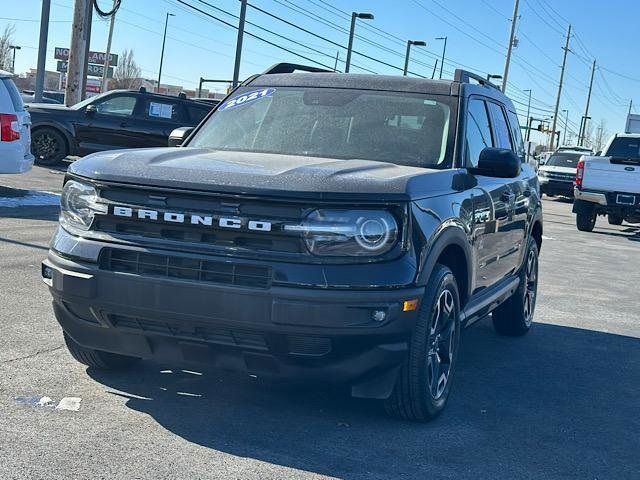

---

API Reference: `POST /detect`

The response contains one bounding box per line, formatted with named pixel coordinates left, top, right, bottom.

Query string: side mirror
left=469, top=148, right=521, bottom=178
left=85, top=104, right=97, bottom=116
left=168, top=127, right=194, bottom=147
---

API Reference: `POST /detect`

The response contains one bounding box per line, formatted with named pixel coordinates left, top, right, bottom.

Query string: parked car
left=573, top=133, right=640, bottom=230
left=537, top=149, right=585, bottom=197
left=22, top=89, right=65, bottom=104
left=28, top=87, right=214, bottom=165
left=0, top=70, right=34, bottom=174
left=190, top=97, right=221, bottom=107
left=43, top=64, right=543, bottom=422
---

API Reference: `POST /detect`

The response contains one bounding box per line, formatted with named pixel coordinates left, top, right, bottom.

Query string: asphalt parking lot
left=1, top=166, right=638, bottom=480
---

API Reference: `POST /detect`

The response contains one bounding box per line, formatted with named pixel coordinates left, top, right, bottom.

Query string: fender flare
left=415, top=223, right=474, bottom=304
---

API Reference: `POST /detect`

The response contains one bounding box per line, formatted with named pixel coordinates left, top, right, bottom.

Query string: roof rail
left=454, top=69, right=501, bottom=91
left=262, top=63, right=333, bottom=75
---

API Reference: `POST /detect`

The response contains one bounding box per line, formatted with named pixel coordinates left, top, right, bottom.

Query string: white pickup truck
left=573, top=133, right=640, bottom=231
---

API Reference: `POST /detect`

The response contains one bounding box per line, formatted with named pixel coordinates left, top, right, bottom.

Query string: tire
left=492, top=237, right=539, bottom=336
left=576, top=208, right=596, bottom=232
left=63, top=332, right=139, bottom=370
left=31, top=127, right=68, bottom=166
left=384, top=265, right=461, bottom=422
left=608, top=214, right=623, bottom=226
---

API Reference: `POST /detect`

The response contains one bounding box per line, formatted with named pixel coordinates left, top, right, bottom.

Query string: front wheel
left=492, top=237, right=539, bottom=336
left=32, top=127, right=68, bottom=166
left=384, top=265, right=461, bottom=421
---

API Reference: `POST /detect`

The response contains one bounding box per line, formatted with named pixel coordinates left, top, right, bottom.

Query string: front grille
left=93, top=187, right=307, bottom=255
left=546, top=172, right=574, bottom=181
left=110, top=314, right=268, bottom=350
left=100, top=248, right=272, bottom=289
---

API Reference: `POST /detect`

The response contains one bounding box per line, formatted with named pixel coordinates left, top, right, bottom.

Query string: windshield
left=189, top=87, right=454, bottom=168
left=606, top=137, right=640, bottom=158
left=546, top=153, right=582, bottom=168
left=71, top=91, right=111, bottom=110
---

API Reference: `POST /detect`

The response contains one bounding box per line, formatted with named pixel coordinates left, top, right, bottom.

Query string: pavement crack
left=0, top=344, right=64, bottom=365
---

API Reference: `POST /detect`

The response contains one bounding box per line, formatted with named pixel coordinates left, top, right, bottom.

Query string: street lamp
left=9, top=45, right=21, bottom=73
left=435, top=36, right=447, bottom=79
left=486, top=74, right=502, bottom=84
left=523, top=89, right=532, bottom=140
left=403, top=40, right=426, bottom=76
left=157, top=12, right=175, bottom=93
left=345, top=12, right=374, bottom=73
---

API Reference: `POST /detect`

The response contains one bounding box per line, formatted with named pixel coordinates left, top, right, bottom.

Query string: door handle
left=120, top=121, right=128, bottom=128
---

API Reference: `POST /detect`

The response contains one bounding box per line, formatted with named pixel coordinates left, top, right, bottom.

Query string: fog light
left=371, top=310, right=387, bottom=323
left=42, top=264, right=53, bottom=286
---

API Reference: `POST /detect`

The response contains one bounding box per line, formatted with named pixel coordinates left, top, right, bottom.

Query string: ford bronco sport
left=43, top=64, right=543, bottom=421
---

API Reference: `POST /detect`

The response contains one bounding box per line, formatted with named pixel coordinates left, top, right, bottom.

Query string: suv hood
left=69, top=147, right=454, bottom=200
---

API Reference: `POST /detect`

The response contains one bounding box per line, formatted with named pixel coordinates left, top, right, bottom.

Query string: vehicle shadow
left=0, top=186, right=59, bottom=220
left=87, top=321, right=639, bottom=479
left=592, top=224, right=640, bottom=242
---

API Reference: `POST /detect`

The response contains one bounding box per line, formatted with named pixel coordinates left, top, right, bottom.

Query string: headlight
left=286, top=209, right=399, bottom=257
left=538, top=170, right=548, bottom=177
left=60, top=180, right=107, bottom=231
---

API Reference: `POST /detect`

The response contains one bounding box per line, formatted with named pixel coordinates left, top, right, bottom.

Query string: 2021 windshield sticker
left=219, top=88, right=275, bottom=112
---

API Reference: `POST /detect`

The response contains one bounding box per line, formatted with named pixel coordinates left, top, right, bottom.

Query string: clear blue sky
left=3, top=0, right=638, bottom=145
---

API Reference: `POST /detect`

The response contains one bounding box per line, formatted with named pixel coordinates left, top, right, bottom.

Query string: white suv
left=0, top=70, right=33, bottom=174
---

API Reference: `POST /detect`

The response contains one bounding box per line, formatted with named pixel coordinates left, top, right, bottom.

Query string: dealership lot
left=1, top=167, right=638, bottom=480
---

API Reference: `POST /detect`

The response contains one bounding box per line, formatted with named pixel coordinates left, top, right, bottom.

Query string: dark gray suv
left=43, top=64, right=543, bottom=421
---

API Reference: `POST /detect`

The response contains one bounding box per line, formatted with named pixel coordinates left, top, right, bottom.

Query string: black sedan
left=28, top=88, right=214, bottom=165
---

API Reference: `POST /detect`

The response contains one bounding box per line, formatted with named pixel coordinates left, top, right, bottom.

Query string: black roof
left=250, top=72, right=455, bottom=95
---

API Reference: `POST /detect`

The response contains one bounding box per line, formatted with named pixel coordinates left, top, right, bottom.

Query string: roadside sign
left=56, top=60, right=114, bottom=78
left=54, top=47, right=119, bottom=67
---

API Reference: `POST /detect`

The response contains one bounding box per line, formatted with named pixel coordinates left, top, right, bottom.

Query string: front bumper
left=539, top=179, right=574, bottom=197
left=43, top=246, right=423, bottom=398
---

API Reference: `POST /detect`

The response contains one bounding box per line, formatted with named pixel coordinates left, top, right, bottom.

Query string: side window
left=487, top=102, right=513, bottom=150
left=465, top=98, right=493, bottom=167
left=94, top=95, right=137, bottom=117
left=186, top=104, right=213, bottom=125
left=143, top=99, right=185, bottom=122
left=506, top=110, right=526, bottom=160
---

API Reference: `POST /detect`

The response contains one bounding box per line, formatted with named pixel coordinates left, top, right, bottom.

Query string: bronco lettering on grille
left=112, top=206, right=272, bottom=232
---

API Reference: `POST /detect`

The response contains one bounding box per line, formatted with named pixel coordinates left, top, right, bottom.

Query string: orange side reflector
left=403, top=299, right=419, bottom=312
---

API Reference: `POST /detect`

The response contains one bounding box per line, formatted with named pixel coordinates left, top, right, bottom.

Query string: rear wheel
left=608, top=214, right=623, bottom=226
left=492, top=237, right=539, bottom=336
left=384, top=265, right=461, bottom=421
left=576, top=207, right=596, bottom=232
left=32, top=127, right=68, bottom=166
left=63, top=332, right=139, bottom=370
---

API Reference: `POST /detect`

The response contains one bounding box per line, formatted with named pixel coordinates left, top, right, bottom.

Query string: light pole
left=562, top=109, right=569, bottom=145
left=435, top=36, right=447, bottom=79
left=9, top=45, right=21, bottom=73
left=486, top=74, right=502, bottom=86
left=157, top=12, right=175, bottom=93
left=403, top=40, right=426, bottom=76
left=345, top=12, right=374, bottom=73
left=523, top=88, right=532, bottom=140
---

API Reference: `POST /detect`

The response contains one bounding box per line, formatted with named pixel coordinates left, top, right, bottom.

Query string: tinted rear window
left=606, top=138, right=640, bottom=159
left=1, top=78, right=24, bottom=112
left=547, top=153, right=581, bottom=168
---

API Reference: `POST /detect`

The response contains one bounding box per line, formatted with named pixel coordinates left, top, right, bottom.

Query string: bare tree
left=0, top=24, right=16, bottom=71
left=594, top=119, right=609, bottom=153
left=110, top=49, right=141, bottom=89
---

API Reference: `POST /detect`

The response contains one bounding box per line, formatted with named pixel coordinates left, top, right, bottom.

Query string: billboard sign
left=54, top=47, right=118, bottom=66
left=56, top=60, right=114, bottom=78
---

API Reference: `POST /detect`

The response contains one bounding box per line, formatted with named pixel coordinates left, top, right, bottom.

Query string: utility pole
left=80, top=0, right=93, bottom=100
left=523, top=88, right=532, bottom=128
left=502, top=0, right=520, bottom=93
left=232, top=0, right=247, bottom=87
left=550, top=24, right=571, bottom=151
left=629, top=99, right=633, bottom=115
left=65, top=0, right=91, bottom=106
left=34, top=0, right=51, bottom=102
left=333, top=51, right=339, bottom=71
left=435, top=36, right=447, bottom=79
left=562, top=109, right=569, bottom=145
left=101, top=0, right=117, bottom=93
left=579, top=59, right=596, bottom=146
left=9, top=46, right=21, bottom=73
